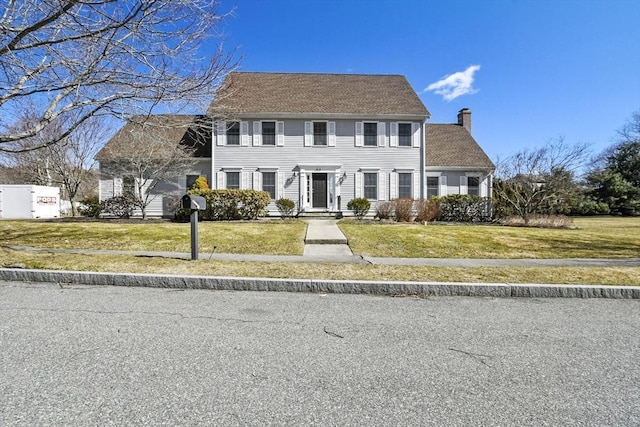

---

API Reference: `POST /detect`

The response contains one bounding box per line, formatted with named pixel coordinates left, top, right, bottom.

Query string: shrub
left=188, top=189, right=270, bottom=220
left=499, top=214, right=574, bottom=229
left=101, top=196, right=135, bottom=218
left=393, top=198, right=414, bottom=222
left=347, top=197, right=371, bottom=220
left=276, top=198, right=296, bottom=219
left=191, top=176, right=209, bottom=191
left=570, top=196, right=611, bottom=216
left=78, top=196, right=102, bottom=218
left=437, top=194, right=491, bottom=222
left=415, top=198, right=440, bottom=223
left=375, top=201, right=394, bottom=220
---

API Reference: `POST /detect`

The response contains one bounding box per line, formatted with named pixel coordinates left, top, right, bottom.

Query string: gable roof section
left=96, top=115, right=211, bottom=160
left=426, top=124, right=495, bottom=169
left=208, top=72, right=430, bottom=119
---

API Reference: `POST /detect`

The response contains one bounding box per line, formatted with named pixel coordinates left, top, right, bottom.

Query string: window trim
left=467, top=175, right=480, bottom=197
left=426, top=176, right=439, bottom=199
left=398, top=172, right=412, bottom=199
left=363, top=171, right=378, bottom=200
left=261, top=121, right=276, bottom=146
left=313, top=121, right=327, bottom=146
left=261, top=171, right=277, bottom=199
left=226, top=171, right=240, bottom=189
left=363, top=122, right=378, bottom=147
left=398, top=123, right=412, bottom=147
left=226, top=122, right=240, bottom=146
left=186, top=174, right=200, bottom=190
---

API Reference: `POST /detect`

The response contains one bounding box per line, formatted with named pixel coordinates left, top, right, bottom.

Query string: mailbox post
left=182, top=195, right=206, bottom=260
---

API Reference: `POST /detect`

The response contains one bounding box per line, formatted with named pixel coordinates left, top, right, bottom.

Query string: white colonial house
left=97, top=72, right=494, bottom=217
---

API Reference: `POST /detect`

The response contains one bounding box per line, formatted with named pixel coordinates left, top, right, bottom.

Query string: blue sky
left=215, top=0, right=640, bottom=163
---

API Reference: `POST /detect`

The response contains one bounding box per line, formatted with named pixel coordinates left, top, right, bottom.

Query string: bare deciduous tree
left=493, top=138, right=591, bottom=223
left=0, top=0, right=235, bottom=152
left=1, top=113, right=107, bottom=215
left=97, top=115, right=206, bottom=219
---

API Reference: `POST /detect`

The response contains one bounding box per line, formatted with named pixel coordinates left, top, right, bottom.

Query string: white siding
left=213, top=119, right=423, bottom=215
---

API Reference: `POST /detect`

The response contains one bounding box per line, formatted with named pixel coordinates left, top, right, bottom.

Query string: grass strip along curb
left=2, top=268, right=639, bottom=299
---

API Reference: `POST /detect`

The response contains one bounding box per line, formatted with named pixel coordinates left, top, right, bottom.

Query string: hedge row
left=358, top=195, right=491, bottom=223
left=178, top=189, right=271, bottom=221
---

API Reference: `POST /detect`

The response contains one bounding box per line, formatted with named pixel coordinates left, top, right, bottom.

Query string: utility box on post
left=182, top=195, right=206, bottom=260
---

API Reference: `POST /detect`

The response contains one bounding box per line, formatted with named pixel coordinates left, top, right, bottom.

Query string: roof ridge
left=230, top=71, right=405, bottom=77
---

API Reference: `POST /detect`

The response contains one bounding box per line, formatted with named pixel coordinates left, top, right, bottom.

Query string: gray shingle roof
left=426, top=124, right=495, bottom=169
left=208, top=72, right=430, bottom=118
left=96, top=115, right=211, bottom=160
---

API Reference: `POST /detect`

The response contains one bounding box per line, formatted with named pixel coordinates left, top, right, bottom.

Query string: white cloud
left=424, top=65, right=481, bottom=101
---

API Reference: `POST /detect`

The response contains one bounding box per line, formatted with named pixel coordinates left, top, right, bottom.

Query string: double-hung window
left=363, top=123, right=377, bottom=146
left=313, top=122, right=327, bottom=146
left=398, top=173, right=412, bottom=198
left=227, top=122, right=240, bottom=145
left=186, top=175, right=200, bottom=190
left=226, top=172, right=240, bottom=189
left=398, top=123, right=412, bottom=147
left=262, top=121, right=276, bottom=146
left=468, top=176, right=480, bottom=196
left=364, top=172, right=378, bottom=200
left=262, top=172, right=276, bottom=199
left=123, top=175, right=135, bottom=197
left=427, top=177, right=439, bottom=199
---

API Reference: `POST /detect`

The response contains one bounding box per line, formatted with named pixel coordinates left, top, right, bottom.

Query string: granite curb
left=1, top=268, right=639, bottom=299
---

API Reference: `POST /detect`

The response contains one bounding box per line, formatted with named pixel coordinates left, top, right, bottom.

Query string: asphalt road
left=1, top=281, right=639, bottom=426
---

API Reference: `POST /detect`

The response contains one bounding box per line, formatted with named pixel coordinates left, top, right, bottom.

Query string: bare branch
left=1, top=0, right=237, bottom=150
left=493, top=138, right=591, bottom=222
left=97, top=115, right=206, bottom=218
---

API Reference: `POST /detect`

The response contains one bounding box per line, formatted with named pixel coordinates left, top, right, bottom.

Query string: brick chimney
left=457, top=108, right=471, bottom=133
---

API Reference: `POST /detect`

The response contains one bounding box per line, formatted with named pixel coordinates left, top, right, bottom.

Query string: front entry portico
left=298, top=164, right=342, bottom=212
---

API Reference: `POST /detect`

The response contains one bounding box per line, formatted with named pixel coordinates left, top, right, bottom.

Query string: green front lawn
left=0, top=219, right=307, bottom=255
left=339, top=217, right=640, bottom=259
left=1, top=217, right=639, bottom=286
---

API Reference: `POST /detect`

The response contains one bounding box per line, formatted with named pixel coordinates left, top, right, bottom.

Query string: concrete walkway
left=303, top=219, right=353, bottom=258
